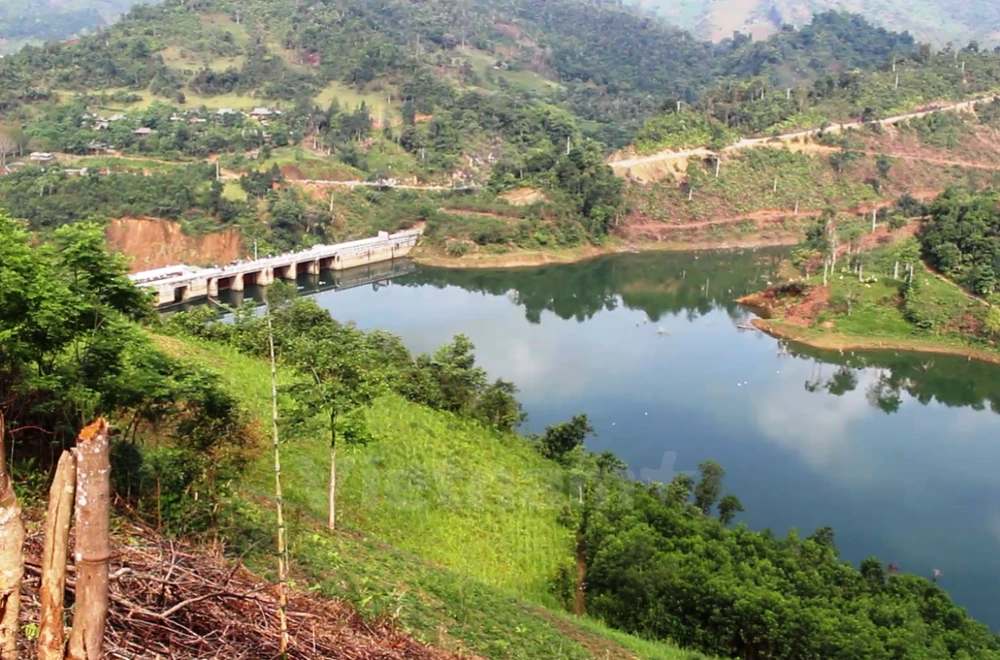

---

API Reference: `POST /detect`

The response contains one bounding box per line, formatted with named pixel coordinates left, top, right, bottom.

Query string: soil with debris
left=18, top=520, right=474, bottom=659
left=737, top=282, right=830, bottom=327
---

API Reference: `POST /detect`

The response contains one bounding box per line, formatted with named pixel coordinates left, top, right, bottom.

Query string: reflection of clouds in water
left=497, top=339, right=594, bottom=399
left=986, top=510, right=1000, bottom=547
left=753, top=367, right=880, bottom=483
left=754, top=361, right=1000, bottom=495
left=475, top=307, right=652, bottom=400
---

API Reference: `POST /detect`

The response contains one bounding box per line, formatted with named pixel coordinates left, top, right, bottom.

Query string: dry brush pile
left=1, top=414, right=475, bottom=660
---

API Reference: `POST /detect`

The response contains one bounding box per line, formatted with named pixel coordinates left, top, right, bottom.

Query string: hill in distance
left=641, top=0, right=1000, bottom=46
left=0, top=0, right=155, bottom=53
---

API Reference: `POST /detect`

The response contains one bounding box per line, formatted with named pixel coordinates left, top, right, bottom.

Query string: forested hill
left=0, top=0, right=920, bottom=139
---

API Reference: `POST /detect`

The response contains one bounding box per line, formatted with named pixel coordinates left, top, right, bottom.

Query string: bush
left=445, top=240, right=470, bottom=257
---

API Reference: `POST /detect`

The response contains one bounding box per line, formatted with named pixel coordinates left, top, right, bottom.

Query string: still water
left=232, top=249, right=1000, bottom=628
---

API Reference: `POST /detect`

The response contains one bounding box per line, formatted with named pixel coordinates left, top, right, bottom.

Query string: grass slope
left=153, top=332, right=715, bottom=659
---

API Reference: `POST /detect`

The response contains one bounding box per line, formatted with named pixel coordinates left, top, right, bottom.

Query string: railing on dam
left=132, top=228, right=421, bottom=307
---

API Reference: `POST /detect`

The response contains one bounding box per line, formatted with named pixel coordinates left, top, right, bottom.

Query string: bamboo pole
left=265, top=296, right=290, bottom=657
left=67, top=418, right=111, bottom=660
left=38, top=451, right=77, bottom=660
left=0, top=412, right=25, bottom=660
left=328, top=412, right=336, bottom=531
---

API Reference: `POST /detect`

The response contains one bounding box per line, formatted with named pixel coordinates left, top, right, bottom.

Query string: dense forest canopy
left=581, top=467, right=1000, bottom=660
left=0, top=0, right=936, bottom=138
left=920, top=189, right=1000, bottom=295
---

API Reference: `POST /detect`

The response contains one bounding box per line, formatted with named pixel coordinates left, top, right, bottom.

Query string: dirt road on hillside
left=626, top=190, right=940, bottom=235
left=608, top=95, right=996, bottom=173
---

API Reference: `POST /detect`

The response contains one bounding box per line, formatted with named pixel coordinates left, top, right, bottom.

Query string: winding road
left=608, top=95, right=998, bottom=172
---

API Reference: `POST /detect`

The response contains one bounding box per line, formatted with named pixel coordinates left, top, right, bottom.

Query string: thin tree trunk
left=67, top=419, right=111, bottom=660
left=328, top=412, right=336, bottom=531
left=265, top=300, right=289, bottom=657
left=39, top=451, right=76, bottom=660
left=0, top=412, right=25, bottom=660
left=329, top=448, right=337, bottom=531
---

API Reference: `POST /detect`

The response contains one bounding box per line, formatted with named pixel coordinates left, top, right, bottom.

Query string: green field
left=221, top=179, right=248, bottom=201
left=461, top=48, right=561, bottom=94
left=316, top=81, right=398, bottom=119
left=255, top=145, right=366, bottom=180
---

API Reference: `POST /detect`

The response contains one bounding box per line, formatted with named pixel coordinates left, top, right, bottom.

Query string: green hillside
left=153, top=333, right=709, bottom=660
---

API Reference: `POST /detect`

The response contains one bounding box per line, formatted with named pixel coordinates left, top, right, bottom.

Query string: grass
left=629, top=147, right=881, bottom=224
left=74, top=155, right=190, bottom=172
left=460, top=49, right=561, bottom=95
left=156, top=333, right=573, bottom=600
left=257, top=146, right=365, bottom=181
left=316, top=81, right=397, bottom=119
left=177, top=90, right=271, bottom=110
left=161, top=46, right=246, bottom=73
left=198, top=13, right=250, bottom=46
left=153, top=332, right=715, bottom=659
left=363, top=140, right=422, bottom=178
left=53, top=87, right=156, bottom=111
left=273, top=395, right=576, bottom=600
left=221, top=179, right=248, bottom=201
left=753, top=237, right=1000, bottom=363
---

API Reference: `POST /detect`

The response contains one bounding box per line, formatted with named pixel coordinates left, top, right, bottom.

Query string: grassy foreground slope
left=154, top=333, right=715, bottom=660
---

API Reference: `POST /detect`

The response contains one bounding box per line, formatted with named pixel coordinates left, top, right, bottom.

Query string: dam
left=131, top=229, right=421, bottom=307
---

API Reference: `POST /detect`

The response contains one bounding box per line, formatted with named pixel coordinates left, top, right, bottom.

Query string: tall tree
left=717, top=493, right=744, bottom=525
left=287, top=326, right=386, bottom=530
left=539, top=414, right=594, bottom=462
left=693, top=459, right=725, bottom=515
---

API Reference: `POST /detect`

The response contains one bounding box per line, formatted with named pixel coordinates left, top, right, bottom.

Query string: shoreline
left=412, top=233, right=801, bottom=269
left=750, top=318, right=1000, bottom=366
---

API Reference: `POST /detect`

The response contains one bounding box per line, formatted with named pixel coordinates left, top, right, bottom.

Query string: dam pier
left=131, top=229, right=421, bottom=307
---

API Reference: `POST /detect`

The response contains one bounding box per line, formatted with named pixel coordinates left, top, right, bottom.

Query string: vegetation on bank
left=745, top=189, right=1000, bottom=362
left=163, top=289, right=1000, bottom=660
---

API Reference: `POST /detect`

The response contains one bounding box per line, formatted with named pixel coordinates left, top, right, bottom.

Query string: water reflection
left=400, top=250, right=1000, bottom=418
left=398, top=248, right=785, bottom=324
left=785, top=344, right=1000, bottom=415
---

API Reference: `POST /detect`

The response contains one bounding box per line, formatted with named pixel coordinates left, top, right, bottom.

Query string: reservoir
left=232, top=248, right=1000, bottom=628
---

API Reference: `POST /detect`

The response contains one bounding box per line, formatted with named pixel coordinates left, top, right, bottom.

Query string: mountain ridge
left=640, top=0, right=1000, bottom=46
